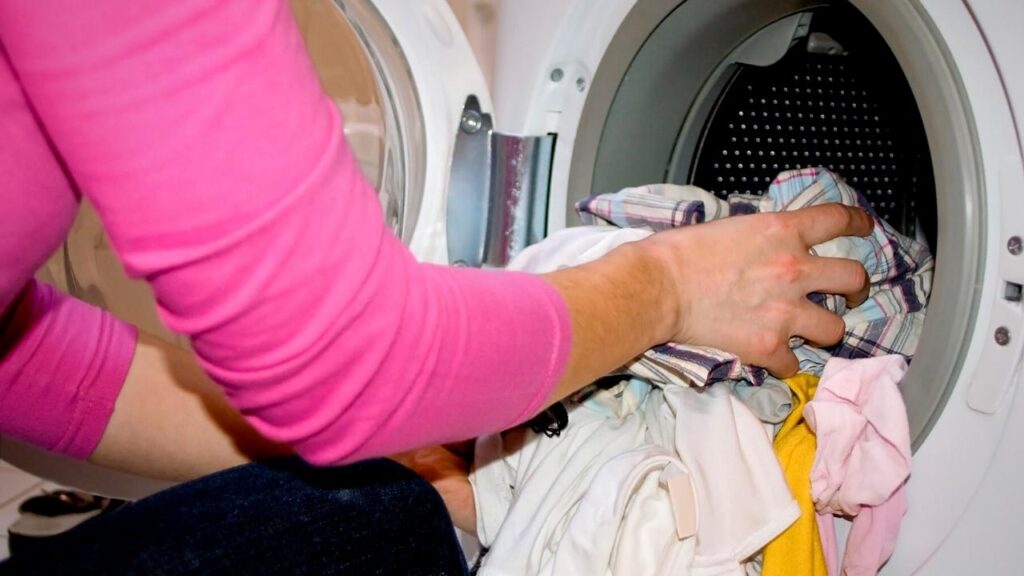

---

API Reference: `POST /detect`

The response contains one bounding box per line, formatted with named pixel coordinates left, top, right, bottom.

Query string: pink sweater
left=0, top=1, right=570, bottom=464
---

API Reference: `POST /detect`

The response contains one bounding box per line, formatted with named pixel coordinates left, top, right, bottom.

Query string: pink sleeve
left=1, top=281, right=137, bottom=459
left=0, top=0, right=571, bottom=464
left=0, top=43, right=135, bottom=460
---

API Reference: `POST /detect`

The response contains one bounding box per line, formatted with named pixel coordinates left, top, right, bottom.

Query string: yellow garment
left=762, top=374, right=828, bottom=576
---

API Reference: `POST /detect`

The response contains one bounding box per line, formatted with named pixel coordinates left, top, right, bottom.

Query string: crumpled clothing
left=472, top=404, right=649, bottom=575
left=576, top=167, right=933, bottom=386
left=576, top=375, right=792, bottom=426
left=540, top=447, right=697, bottom=576
left=574, top=376, right=653, bottom=420
left=804, top=356, right=911, bottom=576
left=762, top=374, right=828, bottom=576
left=727, top=376, right=795, bottom=425
left=471, top=385, right=798, bottom=576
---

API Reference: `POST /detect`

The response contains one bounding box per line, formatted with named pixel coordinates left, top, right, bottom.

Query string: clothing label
left=665, top=472, right=697, bottom=540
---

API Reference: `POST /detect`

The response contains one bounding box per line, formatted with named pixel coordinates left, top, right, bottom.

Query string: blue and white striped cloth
left=576, top=167, right=933, bottom=386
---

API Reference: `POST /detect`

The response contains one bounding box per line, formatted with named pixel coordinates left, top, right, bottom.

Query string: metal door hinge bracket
left=447, top=96, right=555, bottom=267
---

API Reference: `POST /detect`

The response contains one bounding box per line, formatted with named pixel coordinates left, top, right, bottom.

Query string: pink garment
left=0, top=41, right=133, bottom=459
left=0, top=0, right=571, bottom=464
left=803, top=356, right=912, bottom=576
left=1, top=281, right=137, bottom=458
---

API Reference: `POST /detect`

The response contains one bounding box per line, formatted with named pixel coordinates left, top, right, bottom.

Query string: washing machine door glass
left=291, top=0, right=426, bottom=239
left=39, top=0, right=432, bottom=347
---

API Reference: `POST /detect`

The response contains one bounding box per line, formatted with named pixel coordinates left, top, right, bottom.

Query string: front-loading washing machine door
left=9, top=0, right=494, bottom=498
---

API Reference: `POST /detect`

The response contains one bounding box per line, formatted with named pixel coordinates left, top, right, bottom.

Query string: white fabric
left=473, top=404, right=649, bottom=575
left=551, top=447, right=696, bottom=576
left=471, top=385, right=798, bottom=575
left=662, top=385, right=800, bottom=568
left=507, top=225, right=653, bottom=273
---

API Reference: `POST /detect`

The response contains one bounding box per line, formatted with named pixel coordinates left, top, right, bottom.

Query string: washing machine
left=4, top=0, right=1022, bottom=572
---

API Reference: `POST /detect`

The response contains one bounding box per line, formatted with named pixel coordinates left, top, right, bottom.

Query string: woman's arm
left=0, top=0, right=868, bottom=467
left=0, top=0, right=572, bottom=464
left=0, top=280, right=288, bottom=480
left=542, top=203, right=871, bottom=405
left=90, top=331, right=292, bottom=482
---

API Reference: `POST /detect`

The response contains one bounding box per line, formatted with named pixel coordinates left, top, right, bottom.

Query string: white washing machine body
left=5, top=1, right=1023, bottom=573
left=483, top=0, right=1024, bottom=573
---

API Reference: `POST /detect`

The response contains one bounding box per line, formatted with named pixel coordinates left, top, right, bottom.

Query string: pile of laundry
left=469, top=168, right=933, bottom=576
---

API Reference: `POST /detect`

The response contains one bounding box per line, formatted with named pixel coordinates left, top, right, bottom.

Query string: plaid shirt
left=576, top=167, right=933, bottom=386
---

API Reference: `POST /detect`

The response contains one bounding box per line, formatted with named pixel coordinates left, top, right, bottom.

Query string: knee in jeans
left=274, top=457, right=449, bottom=525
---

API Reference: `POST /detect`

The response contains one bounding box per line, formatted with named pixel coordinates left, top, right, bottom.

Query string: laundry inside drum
left=683, top=5, right=943, bottom=447
left=687, top=5, right=937, bottom=250
left=577, top=0, right=955, bottom=448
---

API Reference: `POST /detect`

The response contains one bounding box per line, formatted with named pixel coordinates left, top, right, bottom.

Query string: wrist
left=617, top=239, right=683, bottom=347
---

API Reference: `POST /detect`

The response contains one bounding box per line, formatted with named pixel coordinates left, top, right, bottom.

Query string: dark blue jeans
left=0, top=458, right=469, bottom=575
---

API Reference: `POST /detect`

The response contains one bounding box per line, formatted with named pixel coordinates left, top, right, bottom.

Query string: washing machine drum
left=571, top=0, right=966, bottom=450
left=688, top=7, right=935, bottom=245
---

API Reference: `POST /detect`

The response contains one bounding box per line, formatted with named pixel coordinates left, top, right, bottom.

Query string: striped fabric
left=576, top=167, right=933, bottom=386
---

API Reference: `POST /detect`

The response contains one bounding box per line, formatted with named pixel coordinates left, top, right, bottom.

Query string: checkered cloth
left=576, top=167, right=933, bottom=386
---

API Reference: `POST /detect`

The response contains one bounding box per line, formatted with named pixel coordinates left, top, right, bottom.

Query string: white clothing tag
left=664, top=471, right=697, bottom=540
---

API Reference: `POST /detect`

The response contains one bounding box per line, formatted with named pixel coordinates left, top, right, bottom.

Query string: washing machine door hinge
left=447, top=96, right=555, bottom=268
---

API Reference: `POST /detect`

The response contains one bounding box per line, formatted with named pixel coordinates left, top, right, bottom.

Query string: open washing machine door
left=4, top=0, right=498, bottom=498
left=490, top=0, right=1024, bottom=572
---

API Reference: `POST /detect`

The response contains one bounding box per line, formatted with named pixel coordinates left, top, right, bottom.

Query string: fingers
left=845, top=285, right=870, bottom=309
left=790, top=204, right=873, bottom=247
left=755, top=304, right=844, bottom=377
left=442, top=440, right=476, bottom=460
left=761, top=345, right=800, bottom=378
left=791, top=302, right=847, bottom=348
left=804, top=257, right=870, bottom=306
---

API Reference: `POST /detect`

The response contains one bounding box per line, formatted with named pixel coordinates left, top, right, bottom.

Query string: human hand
left=636, top=203, right=872, bottom=376
left=391, top=442, right=477, bottom=535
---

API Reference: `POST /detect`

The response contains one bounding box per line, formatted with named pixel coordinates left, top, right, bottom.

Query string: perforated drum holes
left=690, top=8, right=935, bottom=244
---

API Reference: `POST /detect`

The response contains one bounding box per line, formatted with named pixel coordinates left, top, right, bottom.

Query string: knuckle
left=775, top=254, right=804, bottom=284
left=835, top=260, right=868, bottom=291
left=827, top=204, right=853, bottom=229
left=753, top=330, right=785, bottom=358
left=761, top=213, right=793, bottom=237
left=782, top=299, right=805, bottom=320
